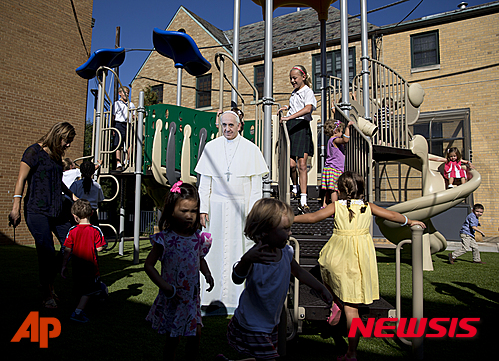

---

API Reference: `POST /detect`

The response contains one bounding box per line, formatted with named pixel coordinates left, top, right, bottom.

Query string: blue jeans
left=26, top=212, right=71, bottom=291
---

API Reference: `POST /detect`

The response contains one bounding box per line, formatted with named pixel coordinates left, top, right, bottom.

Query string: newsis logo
left=11, top=312, right=61, bottom=348
left=349, top=317, right=480, bottom=338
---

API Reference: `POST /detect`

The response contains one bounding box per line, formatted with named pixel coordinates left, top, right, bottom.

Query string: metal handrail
left=95, top=66, right=139, bottom=174
left=333, top=104, right=374, bottom=202
left=395, top=225, right=425, bottom=359
left=352, top=59, right=411, bottom=149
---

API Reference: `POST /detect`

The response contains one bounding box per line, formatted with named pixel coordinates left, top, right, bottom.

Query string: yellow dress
left=318, top=200, right=379, bottom=304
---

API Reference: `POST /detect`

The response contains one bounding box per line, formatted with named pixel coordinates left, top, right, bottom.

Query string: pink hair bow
left=170, top=181, right=183, bottom=193
left=333, top=120, right=341, bottom=130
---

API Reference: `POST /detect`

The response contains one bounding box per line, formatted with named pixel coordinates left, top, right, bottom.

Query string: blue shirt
left=460, top=212, right=479, bottom=237
left=234, top=245, right=294, bottom=333
left=22, top=143, right=63, bottom=217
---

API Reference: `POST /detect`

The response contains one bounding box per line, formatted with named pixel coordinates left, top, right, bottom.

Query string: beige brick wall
left=380, top=13, right=499, bottom=236
left=132, top=8, right=498, bottom=237
left=0, top=0, right=93, bottom=245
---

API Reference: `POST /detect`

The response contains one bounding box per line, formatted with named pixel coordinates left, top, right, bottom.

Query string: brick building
left=0, top=0, right=93, bottom=244
left=131, top=3, right=499, bottom=237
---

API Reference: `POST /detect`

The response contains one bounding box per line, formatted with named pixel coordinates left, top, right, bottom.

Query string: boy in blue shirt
left=449, top=204, right=486, bottom=264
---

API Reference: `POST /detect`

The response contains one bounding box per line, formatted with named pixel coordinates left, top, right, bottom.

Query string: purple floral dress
left=146, top=229, right=212, bottom=337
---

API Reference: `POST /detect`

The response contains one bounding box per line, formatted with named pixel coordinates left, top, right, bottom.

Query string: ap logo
left=11, top=312, right=61, bottom=348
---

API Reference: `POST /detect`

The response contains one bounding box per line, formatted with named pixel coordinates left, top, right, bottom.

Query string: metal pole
left=114, top=26, right=121, bottom=107
left=94, top=71, right=106, bottom=164
left=411, top=224, right=424, bottom=360
left=320, top=19, right=327, bottom=174
left=119, top=193, right=125, bottom=255
left=176, top=68, right=182, bottom=106
left=360, top=0, right=370, bottom=120
left=231, top=0, right=241, bottom=108
left=262, top=0, right=273, bottom=199
left=340, top=0, right=350, bottom=116
left=133, top=91, right=145, bottom=264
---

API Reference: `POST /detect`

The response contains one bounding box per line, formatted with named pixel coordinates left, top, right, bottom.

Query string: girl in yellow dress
left=294, top=171, right=425, bottom=361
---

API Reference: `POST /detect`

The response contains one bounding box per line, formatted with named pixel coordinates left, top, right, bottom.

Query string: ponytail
left=80, top=161, right=95, bottom=195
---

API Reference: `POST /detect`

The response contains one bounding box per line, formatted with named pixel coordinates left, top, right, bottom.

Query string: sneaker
left=116, top=162, right=122, bottom=171
left=298, top=204, right=311, bottom=214
left=70, top=311, right=89, bottom=323
left=448, top=253, right=455, bottom=265
left=290, top=190, right=299, bottom=200
left=448, top=184, right=454, bottom=189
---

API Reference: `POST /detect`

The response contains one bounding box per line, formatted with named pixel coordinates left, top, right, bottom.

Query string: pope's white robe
left=195, top=134, right=269, bottom=313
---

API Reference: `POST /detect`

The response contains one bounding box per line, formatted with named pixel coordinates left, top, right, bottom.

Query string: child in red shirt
left=62, top=199, right=107, bottom=322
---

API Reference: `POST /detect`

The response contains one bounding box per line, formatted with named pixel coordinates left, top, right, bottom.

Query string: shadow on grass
left=3, top=242, right=498, bottom=360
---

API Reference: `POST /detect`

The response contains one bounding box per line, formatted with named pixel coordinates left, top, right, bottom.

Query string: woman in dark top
left=9, top=122, right=77, bottom=309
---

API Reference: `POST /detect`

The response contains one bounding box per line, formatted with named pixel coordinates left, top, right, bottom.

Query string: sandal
left=327, top=303, right=341, bottom=326
left=43, top=298, right=58, bottom=309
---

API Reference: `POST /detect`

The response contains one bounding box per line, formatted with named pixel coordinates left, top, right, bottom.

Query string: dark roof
left=224, top=6, right=378, bottom=62
left=373, top=1, right=499, bottom=35
left=182, top=6, right=229, bottom=48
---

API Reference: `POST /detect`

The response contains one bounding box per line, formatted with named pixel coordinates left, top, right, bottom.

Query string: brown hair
left=446, top=147, right=462, bottom=162
left=324, top=119, right=345, bottom=138
left=158, top=182, right=201, bottom=233
left=38, top=122, right=76, bottom=163
left=244, top=198, right=294, bottom=243
left=337, top=171, right=368, bottom=222
left=473, top=203, right=484, bottom=211
left=71, top=199, right=93, bottom=219
left=232, top=106, right=245, bottom=134
left=290, top=65, right=312, bottom=88
left=63, top=158, right=74, bottom=171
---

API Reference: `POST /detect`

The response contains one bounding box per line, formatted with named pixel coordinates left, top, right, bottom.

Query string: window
left=411, top=31, right=440, bottom=69
left=196, top=74, right=211, bottom=108
left=254, top=65, right=264, bottom=100
left=411, top=109, right=470, bottom=159
left=151, top=84, right=163, bottom=103
left=312, top=47, right=356, bottom=93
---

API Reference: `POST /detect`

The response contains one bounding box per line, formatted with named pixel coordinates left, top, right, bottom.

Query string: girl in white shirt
left=278, top=65, right=317, bottom=214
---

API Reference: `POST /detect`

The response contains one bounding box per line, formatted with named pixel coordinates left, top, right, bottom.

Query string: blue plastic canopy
left=152, top=28, right=211, bottom=76
left=76, top=48, right=126, bottom=79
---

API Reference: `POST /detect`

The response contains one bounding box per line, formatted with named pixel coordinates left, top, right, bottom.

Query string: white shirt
left=286, top=85, right=317, bottom=121
left=113, top=99, right=136, bottom=123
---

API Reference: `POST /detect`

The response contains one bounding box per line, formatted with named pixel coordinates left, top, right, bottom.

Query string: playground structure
left=77, top=1, right=481, bottom=359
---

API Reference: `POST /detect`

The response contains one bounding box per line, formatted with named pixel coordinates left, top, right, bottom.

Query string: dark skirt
left=286, top=118, right=314, bottom=158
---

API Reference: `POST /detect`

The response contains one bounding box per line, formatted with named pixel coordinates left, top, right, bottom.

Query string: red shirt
left=65, top=224, right=106, bottom=276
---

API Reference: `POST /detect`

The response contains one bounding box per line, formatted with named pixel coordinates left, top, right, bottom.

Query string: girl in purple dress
left=145, top=181, right=214, bottom=360
left=321, top=119, right=353, bottom=208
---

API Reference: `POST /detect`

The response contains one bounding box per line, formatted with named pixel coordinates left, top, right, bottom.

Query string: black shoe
left=298, top=204, right=311, bottom=214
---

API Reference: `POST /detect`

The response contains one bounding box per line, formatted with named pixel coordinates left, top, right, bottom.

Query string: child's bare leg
left=164, top=334, right=180, bottom=361
left=448, top=177, right=455, bottom=186
left=76, top=295, right=90, bottom=310
left=290, top=158, right=298, bottom=188
left=461, top=177, right=466, bottom=184
left=344, top=303, right=361, bottom=359
left=297, top=154, right=308, bottom=196
left=185, top=325, right=201, bottom=360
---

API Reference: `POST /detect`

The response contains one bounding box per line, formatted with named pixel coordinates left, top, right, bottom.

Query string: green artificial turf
left=2, top=240, right=497, bottom=360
